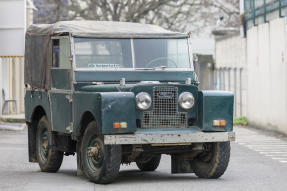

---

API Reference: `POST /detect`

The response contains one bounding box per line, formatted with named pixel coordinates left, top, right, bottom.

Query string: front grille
left=142, top=86, right=187, bottom=129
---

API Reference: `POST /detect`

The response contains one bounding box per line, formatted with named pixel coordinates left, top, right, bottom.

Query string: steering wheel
left=146, top=57, right=178, bottom=68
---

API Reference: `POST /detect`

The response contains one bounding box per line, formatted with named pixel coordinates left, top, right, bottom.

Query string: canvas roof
left=26, top=21, right=187, bottom=38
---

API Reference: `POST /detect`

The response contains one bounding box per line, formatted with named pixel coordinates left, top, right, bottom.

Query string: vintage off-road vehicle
left=25, top=21, right=235, bottom=184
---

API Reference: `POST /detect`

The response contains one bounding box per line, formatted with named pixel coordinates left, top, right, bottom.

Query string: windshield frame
left=72, top=37, right=194, bottom=72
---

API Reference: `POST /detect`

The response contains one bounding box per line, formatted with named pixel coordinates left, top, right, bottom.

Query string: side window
left=52, top=40, right=59, bottom=67
left=52, top=38, right=71, bottom=69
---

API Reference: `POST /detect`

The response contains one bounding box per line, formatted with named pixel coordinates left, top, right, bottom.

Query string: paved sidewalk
left=235, top=126, right=287, bottom=164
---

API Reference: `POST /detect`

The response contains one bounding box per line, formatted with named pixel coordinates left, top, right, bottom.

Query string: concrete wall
left=247, top=18, right=287, bottom=134
left=0, top=0, right=26, bottom=56
left=214, top=35, right=248, bottom=117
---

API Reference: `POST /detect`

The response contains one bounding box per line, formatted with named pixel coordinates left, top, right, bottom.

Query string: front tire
left=136, top=154, right=161, bottom=171
left=81, top=121, right=121, bottom=184
left=36, top=116, right=63, bottom=172
left=191, top=142, right=230, bottom=179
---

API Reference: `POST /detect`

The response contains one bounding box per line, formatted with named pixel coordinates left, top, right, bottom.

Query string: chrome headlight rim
left=136, top=92, right=152, bottom=110
left=178, top=92, right=195, bottom=110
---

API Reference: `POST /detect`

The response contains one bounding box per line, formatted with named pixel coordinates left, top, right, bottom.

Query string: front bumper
left=104, top=131, right=235, bottom=145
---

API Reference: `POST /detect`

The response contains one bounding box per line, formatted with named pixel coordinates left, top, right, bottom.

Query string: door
left=50, top=37, right=73, bottom=133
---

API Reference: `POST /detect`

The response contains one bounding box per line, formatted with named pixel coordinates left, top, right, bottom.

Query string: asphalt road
left=1, top=125, right=287, bottom=191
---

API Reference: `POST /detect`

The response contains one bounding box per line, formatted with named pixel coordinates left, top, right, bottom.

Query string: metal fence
left=244, top=0, right=287, bottom=25
left=243, top=0, right=287, bottom=36
left=212, top=67, right=246, bottom=118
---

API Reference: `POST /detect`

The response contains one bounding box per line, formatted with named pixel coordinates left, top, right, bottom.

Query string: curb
left=0, top=118, right=25, bottom=123
left=0, top=123, right=26, bottom=131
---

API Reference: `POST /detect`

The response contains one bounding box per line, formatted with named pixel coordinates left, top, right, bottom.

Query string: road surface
left=0, top=125, right=287, bottom=191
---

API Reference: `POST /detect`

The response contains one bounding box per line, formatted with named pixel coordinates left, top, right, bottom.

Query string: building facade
left=214, top=0, right=287, bottom=134
left=0, top=0, right=34, bottom=117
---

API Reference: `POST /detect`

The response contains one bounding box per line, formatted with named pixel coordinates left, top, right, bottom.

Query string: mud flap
left=171, top=155, right=193, bottom=174
left=28, top=122, right=37, bottom=162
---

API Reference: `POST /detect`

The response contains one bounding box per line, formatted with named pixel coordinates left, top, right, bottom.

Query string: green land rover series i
left=24, top=21, right=235, bottom=184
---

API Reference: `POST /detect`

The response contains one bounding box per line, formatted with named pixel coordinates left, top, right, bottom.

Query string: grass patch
left=234, top=117, right=248, bottom=126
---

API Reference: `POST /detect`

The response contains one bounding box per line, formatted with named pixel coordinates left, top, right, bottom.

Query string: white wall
left=214, top=35, right=248, bottom=117
left=247, top=18, right=287, bottom=134
left=0, top=0, right=26, bottom=56
left=0, top=0, right=27, bottom=116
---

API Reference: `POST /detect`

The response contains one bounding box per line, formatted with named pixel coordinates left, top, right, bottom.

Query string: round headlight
left=136, top=92, right=152, bottom=110
left=178, top=92, right=195, bottom=110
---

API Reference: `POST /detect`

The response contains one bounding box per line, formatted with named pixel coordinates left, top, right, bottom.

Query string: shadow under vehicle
left=24, top=21, right=235, bottom=184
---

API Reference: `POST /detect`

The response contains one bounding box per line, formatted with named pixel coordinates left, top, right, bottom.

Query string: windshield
left=74, top=38, right=192, bottom=70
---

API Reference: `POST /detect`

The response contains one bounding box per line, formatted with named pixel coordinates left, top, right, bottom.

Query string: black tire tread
left=36, top=116, right=63, bottom=172
left=192, top=142, right=230, bottom=179
left=81, top=121, right=121, bottom=184
left=136, top=155, right=161, bottom=172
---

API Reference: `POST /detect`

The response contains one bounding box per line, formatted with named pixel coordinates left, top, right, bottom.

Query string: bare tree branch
left=33, top=0, right=240, bottom=35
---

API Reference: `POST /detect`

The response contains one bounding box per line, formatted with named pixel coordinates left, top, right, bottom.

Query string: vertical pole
left=279, top=0, right=282, bottom=18
left=220, top=68, right=224, bottom=90
left=228, top=68, right=231, bottom=91
left=9, top=57, right=13, bottom=114
left=214, top=69, right=218, bottom=90
left=264, top=0, right=267, bottom=22
left=239, top=68, right=243, bottom=117
left=222, top=68, right=225, bottom=90
left=252, top=0, right=256, bottom=26
left=0, top=57, right=2, bottom=117
left=234, top=68, right=237, bottom=117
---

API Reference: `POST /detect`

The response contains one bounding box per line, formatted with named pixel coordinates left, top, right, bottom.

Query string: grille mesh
left=142, top=86, right=187, bottom=129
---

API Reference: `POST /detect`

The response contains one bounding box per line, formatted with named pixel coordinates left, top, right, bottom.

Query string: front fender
left=198, top=90, right=234, bottom=132
left=73, top=92, right=136, bottom=136
left=98, top=92, right=136, bottom=134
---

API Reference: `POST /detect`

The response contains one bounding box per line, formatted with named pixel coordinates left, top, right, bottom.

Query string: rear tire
left=81, top=121, right=121, bottom=184
left=136, top=154, right=161, bottom=171
left=191, top=142, right=230, bottom=179
left=36, top=116, right=63, bottom=172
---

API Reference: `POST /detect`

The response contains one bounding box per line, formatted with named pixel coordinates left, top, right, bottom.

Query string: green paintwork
left=72, top=91, right=136, bottom=136
left=73, top=92, right=99, bottom=136
left=74, top=71, right=195, bottom=83
left=49, top=92, right=72, bottom=133
left=25, top=90, right=51, bottom=123
left=198, top=90, right=234, bottom=132
left=51, top=69, right=72, bottom=89
left=74, top=83, right=198, bottom=133
left=25, top=81, right=234, bottom=136
left=25, top=34, right=234, bottom=142
left=97, top=92, right=136, bottom=134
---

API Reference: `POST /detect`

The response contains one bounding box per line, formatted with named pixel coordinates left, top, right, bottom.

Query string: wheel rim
left=39, top=128, right=49, bottom=162
left=86, top=136, right=104, bottom=170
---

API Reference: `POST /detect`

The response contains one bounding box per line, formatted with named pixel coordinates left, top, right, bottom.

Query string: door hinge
left=65, top=94, right=72, bottom=103
left=66, top=122, right=73, bottom=133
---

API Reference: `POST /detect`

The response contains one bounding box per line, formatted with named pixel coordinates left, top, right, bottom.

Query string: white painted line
left=243, top=143, right=287, bottom=145
left=249, top=149, right=287, bottom=151
left=265, top=154, right=287, bottom=157
left=254, top=149, right=287, bottom=151
left=260, top=152, right=287, bottom=154
left=272, top=158, right=287, bottom=160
